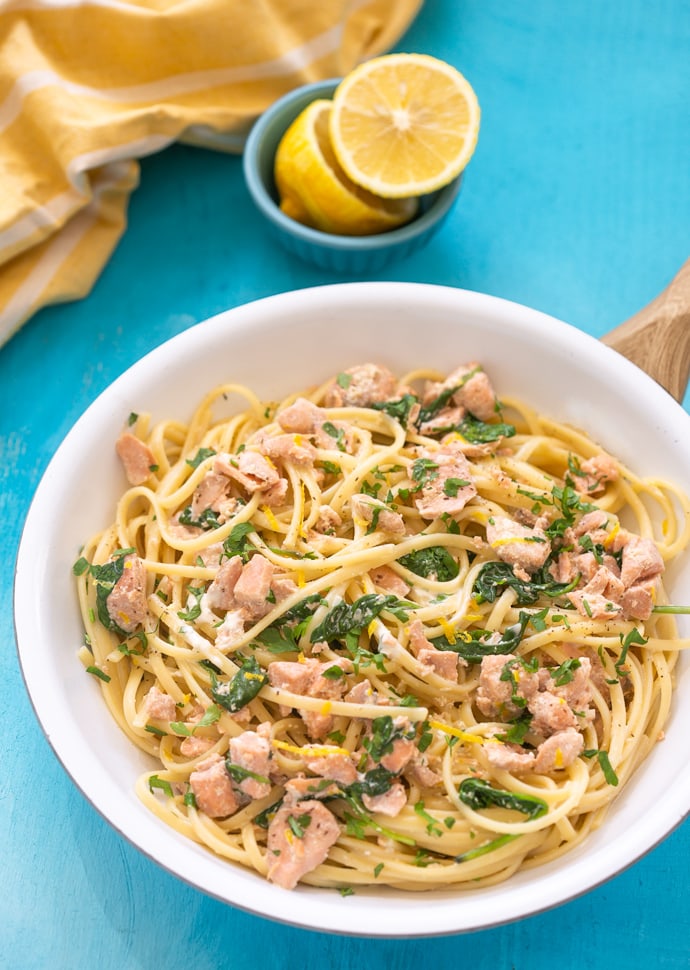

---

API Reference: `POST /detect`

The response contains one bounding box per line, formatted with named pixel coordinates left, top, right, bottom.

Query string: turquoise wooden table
left=4, top=2, right=689, bottom=966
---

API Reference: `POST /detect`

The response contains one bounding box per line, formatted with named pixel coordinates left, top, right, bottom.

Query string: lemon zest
left=261, top=505, right=280, bottom=531
left=429, top=719, right=498, bottom=745
left=272, top=739, right=350, bottom=758
left=490, top=537, right=534, bottom=548
left=439, top=617, right=456, bottom=644
left=603, top=521, right=620, bottom=547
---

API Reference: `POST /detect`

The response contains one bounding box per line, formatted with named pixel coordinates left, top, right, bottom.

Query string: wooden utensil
left=603, top=258, right=690, bottom=402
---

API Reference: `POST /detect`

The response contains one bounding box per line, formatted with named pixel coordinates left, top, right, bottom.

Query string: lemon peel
left=329, top=52, right=480, bottom=199
left=274, top=99, right=418, bottom=236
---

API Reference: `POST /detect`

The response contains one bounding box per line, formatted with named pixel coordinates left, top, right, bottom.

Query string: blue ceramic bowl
left=242, top=79, right=463, bottom=273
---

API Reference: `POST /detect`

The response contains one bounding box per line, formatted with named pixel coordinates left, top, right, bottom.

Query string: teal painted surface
left=3, top=2, right=689, bottom=966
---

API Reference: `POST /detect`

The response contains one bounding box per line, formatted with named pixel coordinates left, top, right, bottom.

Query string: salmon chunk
left=179, top=735, right=215, bottom=759
left=413, top=444, right=477, bottom=520
left=486, top=514, right=551, bottom=578
left=459, top=369, right=498, bottom=421
left=303, top=747, right=358, bottom=785
left=276, top=397, right=327, bottom=434
left=254, top=432, right=317, bottom=468
left=228, top=727, right=272, bottom=799
left=484, top=728, right=584, bottom=775
left=266, top=798, right=340, bottom=890
left=417, top=647, right=458, bottom=681
left=574, top=454, right=619, bottom=495
left=369, top=565, right=411, bottom=598
left=362, top=782, right=407, bottom=817
left=532, top=728, right=584, bottom=773
left=267, top=658, right=351, bottom=739
left=477, top=653, right=593, bottom=737
left=422, top=363, right=497, bottom=422
left=115, top=431, right=155, bottom=486
left=106, top=554, right=147, bottom=633
left=189, top=754, right=238, bottom=818
left=567, top=566, right=625, bottom=619
left=351, top=494, right=406, bottom=537
left=233, top=554, right=276, bottom=619
left=323, top=363, right=398, bottom=408
left=191, top=472, right=235, bottom=520
left=618, top=534, right=664, bottom=587
left=144, top=685, right=177, bottom=720
left=206, top=555, right=244, bottom=611
left=214, top=451, right=281, bottom=495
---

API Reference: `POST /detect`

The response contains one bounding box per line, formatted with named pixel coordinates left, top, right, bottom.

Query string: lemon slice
left=273, top=99, right=418, bottom=236
left=329, top=53, right=480, bottom=199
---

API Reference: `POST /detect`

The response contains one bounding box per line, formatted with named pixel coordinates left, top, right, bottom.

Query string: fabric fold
left=0, top=0, right=423, bottom=344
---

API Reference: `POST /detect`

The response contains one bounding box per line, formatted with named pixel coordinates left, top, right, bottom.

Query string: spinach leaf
left=253, top=797, right=283, bottom=829
left=252, top=594, right=324, bottom=653
left=342, top=766, right=397, bottom=801
left=309, top=593, right=410, bottom=644
left=362, top=715, right=415, bottom=763
left=210, top=656, right=267, bottom=712
left=280, top=593, right=325, bottom=624
left=473, top=560, right=578, bottom=606
left=458, top=778, right=547, bottom=819
left=497, top=714, right=532, bottom=745
left=399, top=546, right=459, bottom=582
left=432, top=613, right=531, bottom=664
left=178, top=585, right=204, bottom=622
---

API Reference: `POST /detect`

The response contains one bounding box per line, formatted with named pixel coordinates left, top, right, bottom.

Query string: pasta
left=74, top=360, right=690, bottom=892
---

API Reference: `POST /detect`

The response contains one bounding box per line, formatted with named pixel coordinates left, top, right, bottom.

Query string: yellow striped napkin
left=0, top=0, right=422, bottom=345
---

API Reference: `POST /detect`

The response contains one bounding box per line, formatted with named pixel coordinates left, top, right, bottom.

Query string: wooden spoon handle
left=601, top=259, right=690, bottom=402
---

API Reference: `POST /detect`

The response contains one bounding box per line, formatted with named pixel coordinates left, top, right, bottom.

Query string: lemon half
left=329, top=53, right=481, bottom=199
left=274, top=99, right=418, bottom=236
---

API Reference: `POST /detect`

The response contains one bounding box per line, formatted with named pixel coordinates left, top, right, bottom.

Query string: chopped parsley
left=85, top=665, right=111, bottom=683
left=583, top=749, right=619, bottom=786
left=411, top=457, right=439, bottom=489
left=185, top=447, right=217, bottom=469
left=222, top=522, right=256, bottom=561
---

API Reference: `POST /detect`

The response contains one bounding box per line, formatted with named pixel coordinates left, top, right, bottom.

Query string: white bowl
left=15, top=282, right=690, bottom=936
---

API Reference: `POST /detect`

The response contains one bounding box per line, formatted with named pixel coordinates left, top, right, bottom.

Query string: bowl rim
left=14, top=281, right=690, bottom=936
left=242, top=79, right=463, bottom=252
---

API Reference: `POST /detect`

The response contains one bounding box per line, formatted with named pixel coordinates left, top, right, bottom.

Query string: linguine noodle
left=75, top=361, right=690, bottom=891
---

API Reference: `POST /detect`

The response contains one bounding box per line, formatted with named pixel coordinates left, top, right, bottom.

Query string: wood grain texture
left=603, top=259, right=690, bottom=401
